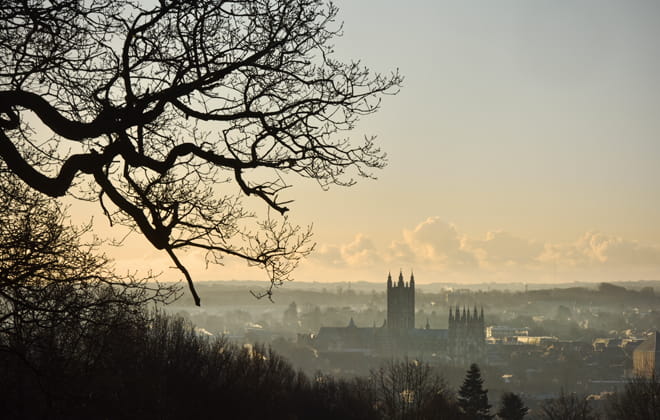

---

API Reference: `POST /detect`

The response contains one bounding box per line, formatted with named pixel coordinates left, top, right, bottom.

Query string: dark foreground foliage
left=497, top=392, right=528, bottom=420
left=0, top=310, right=466, bottom=420
left=606, top=374, right=660, bottom=420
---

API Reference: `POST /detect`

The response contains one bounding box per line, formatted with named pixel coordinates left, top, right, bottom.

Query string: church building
left=303, top=272, right=486, bottom=365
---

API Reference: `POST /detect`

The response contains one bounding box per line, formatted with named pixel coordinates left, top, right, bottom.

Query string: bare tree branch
left=0, top=0, right=401, bottom=304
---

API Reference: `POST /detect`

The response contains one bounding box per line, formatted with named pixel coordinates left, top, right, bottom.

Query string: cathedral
left=448, top=305, right=486, bottom=365
left=304, top=272, right=486, bottom=365
left=386, top=271, right=415, bottom=330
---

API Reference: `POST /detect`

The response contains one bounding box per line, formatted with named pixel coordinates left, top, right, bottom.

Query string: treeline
left=6, top=301, right=659, bottom=420
left=0, top=302, right=486, bottom=419
left=0, top=309, right=386, bottom=419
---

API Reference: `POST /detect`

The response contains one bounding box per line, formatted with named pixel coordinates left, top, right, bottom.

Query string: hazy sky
left=99, top=0, right=660, bottom=288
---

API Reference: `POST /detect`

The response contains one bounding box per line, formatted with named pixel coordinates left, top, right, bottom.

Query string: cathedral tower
left=387, top=270, right=415, bottom=330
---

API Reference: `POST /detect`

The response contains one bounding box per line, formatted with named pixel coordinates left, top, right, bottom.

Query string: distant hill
left=164, top=278, right=660, bottom=309
left=172, top=278, right=660, bottom=293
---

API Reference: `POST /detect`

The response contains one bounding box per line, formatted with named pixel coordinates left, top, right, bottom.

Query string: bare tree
left=607, top=375, right=660, bottom=420
left=0, top=172, right=177, bottom=347
left=0, top=171, right=181, bottom=417
left=371, top=358, right=458, bottom=420
left=539, top=389, right=599, bottom=420
left=0, top=0, right=401, bottom=304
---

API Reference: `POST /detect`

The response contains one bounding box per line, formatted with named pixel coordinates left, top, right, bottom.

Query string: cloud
left=311, top=234, right=381, bottom=268
left=540, top=231, right=660, bottom=268
left=468, top=230, right=544, bottom=267
left=309, top=218, right=479, bottom=271
left=341, top=234, right=382, bottom=267
left=311, top=244, right=344, bottom=266
left=390, top=217, right=477, bottom=268
left=304, top=218, right=660, bottom=283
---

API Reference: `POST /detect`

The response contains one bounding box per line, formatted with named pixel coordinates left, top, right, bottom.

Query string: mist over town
left=1, top=0, right=659, bottom=418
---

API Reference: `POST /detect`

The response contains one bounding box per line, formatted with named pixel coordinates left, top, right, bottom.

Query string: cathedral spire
left=410, top=270, right=415, bottom=287
left=398, top=269, right=404, bottom=287
left=387, top=272, right=392, bottom=288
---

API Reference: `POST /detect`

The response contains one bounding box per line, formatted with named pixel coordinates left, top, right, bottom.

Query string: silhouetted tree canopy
left=0, top=0, right=401, bottom=304
left=0, top=173, right=178, bottom=418
left=0, top=172, right=176, bottom=340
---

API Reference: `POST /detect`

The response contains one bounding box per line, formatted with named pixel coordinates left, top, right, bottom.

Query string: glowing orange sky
left=71, top=1, right=660, bottom=288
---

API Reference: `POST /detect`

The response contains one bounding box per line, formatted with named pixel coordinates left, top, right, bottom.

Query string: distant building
left=301, top=271, right=486, bottom=365
left=633, top=331, right=660, bottom=378
left=621, top=338, right=644, bottom=354
left=486, top=325, right=529, bottom=340
left=512, top=336, right=558, bottom=346
left=593, top=338, right=622, bottom=352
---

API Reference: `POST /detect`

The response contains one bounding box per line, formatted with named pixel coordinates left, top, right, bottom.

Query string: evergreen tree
left=458, top=363, right=493, bottom=419
left=497, top=392, right=528, bottom=420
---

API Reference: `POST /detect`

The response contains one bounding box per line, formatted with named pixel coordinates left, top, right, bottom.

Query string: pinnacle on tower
left=410, top=270, right=415, bottom=286
left=398, top=270, right=404, bottom=287
left=387, top=272, right=392, bottom=288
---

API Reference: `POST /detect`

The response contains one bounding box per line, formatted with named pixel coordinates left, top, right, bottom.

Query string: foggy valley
left=166, top=278, right=660, bottom=415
